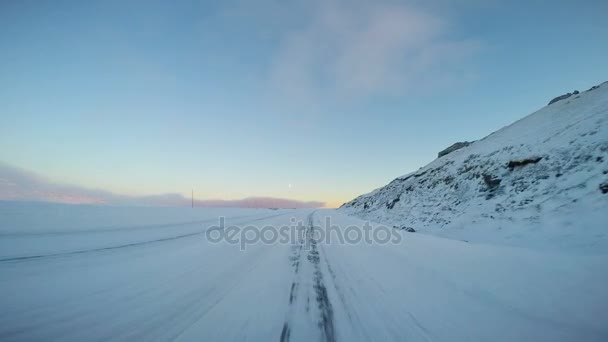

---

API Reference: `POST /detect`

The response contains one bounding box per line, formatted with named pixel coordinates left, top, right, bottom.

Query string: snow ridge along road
left=0, top=204, right=607, bottom=341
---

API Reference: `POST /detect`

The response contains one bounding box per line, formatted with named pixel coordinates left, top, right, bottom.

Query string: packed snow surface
left=341, top=81, right=608, bottom=252
left=2, top=83, right=608, bottom=341
left=0, top=202, right=607, bottom=341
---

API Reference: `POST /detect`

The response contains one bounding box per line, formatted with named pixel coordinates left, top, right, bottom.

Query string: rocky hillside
left=340, top=81, right=608, bottom=251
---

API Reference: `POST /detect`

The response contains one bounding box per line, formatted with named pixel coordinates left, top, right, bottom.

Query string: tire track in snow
left=280, top=217, right=305, bottom=342
left=316, top=242, right=371, bottom=342
left=280, top=212, right=336, bottom=342
left=308, top=213, right=336, bottom=342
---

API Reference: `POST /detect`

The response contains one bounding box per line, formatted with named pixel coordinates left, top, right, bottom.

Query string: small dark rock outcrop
left=482, top=174, right=502, bottom=200
left=548, top=93, right=573, bottom=105
left=482, top=174, right=501, bottom=190
left=438, top=141, right=473, bottom=158
left=507, top=157, right=542, bottom=170
left=600, top=182, right=608, bottom=194
left=394, top=225, right=415, bottom=232
left=386, top=197, right=400, bottom=209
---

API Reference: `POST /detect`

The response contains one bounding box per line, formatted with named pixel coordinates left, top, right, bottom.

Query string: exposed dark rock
left=396, top=174, right=414, bottom=182
left=413, top=170, right=428, bottom=178
left=482, top=174, right=501, bottom=189
left=393, top=225, right=416, bottom=232
left=386, top=196, right=400, bottom=209
left=573, top=90, right=579, bottom=95
left=548, top=93, right=572, bottom=105
left=482, top=174, right=502, bottom=200
left=438, top=141, right=473, bottom=158
left=507, top=157, right=543, bottom=170
left=587, top=85, right=600, bottom=92
left=600, top=182, right=608, bottom=194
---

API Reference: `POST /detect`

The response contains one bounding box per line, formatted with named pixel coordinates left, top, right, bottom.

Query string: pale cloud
left=0, top=162, right=107, bottom=204
left=0, top=162, right=324, bottom=208
left=268, top=0, right=480, bottom=103
left=193, top=197, right=323, bottom=209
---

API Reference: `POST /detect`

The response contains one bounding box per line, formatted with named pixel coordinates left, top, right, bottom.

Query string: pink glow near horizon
left=0, top=162, right=325, bottom=208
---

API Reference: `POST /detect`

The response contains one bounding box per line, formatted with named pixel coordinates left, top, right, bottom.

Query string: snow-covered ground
left=1, top=83, right=607, bottom=342
left=0, top=202, right=287, bottom=260
left=0, top=202, right=607, bottom=341
left=340, top=81, right=608, bottom=253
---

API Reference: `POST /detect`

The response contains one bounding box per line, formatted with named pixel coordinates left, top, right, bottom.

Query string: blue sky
left=1, top=0, right=607, bottom=207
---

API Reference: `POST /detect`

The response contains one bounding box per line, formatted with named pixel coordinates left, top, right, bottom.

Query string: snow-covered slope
left=340, top=81, right=608, bottom=251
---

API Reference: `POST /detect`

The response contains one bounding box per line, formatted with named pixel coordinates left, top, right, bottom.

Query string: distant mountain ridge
left=340, top=81, right=608, bottom=251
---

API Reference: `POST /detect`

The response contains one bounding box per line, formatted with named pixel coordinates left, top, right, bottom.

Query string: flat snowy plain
left=0, top=202, right=606, bottom=341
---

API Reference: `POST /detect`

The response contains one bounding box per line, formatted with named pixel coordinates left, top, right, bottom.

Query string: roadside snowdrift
left=341, top=81, right=608, bottom=251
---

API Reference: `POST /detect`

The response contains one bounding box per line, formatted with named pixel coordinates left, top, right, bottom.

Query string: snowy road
left=0, top=206, right=607, bottom=341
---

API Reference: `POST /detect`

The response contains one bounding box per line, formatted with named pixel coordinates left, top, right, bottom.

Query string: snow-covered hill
left=340, top=81, right=608, bottom=252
